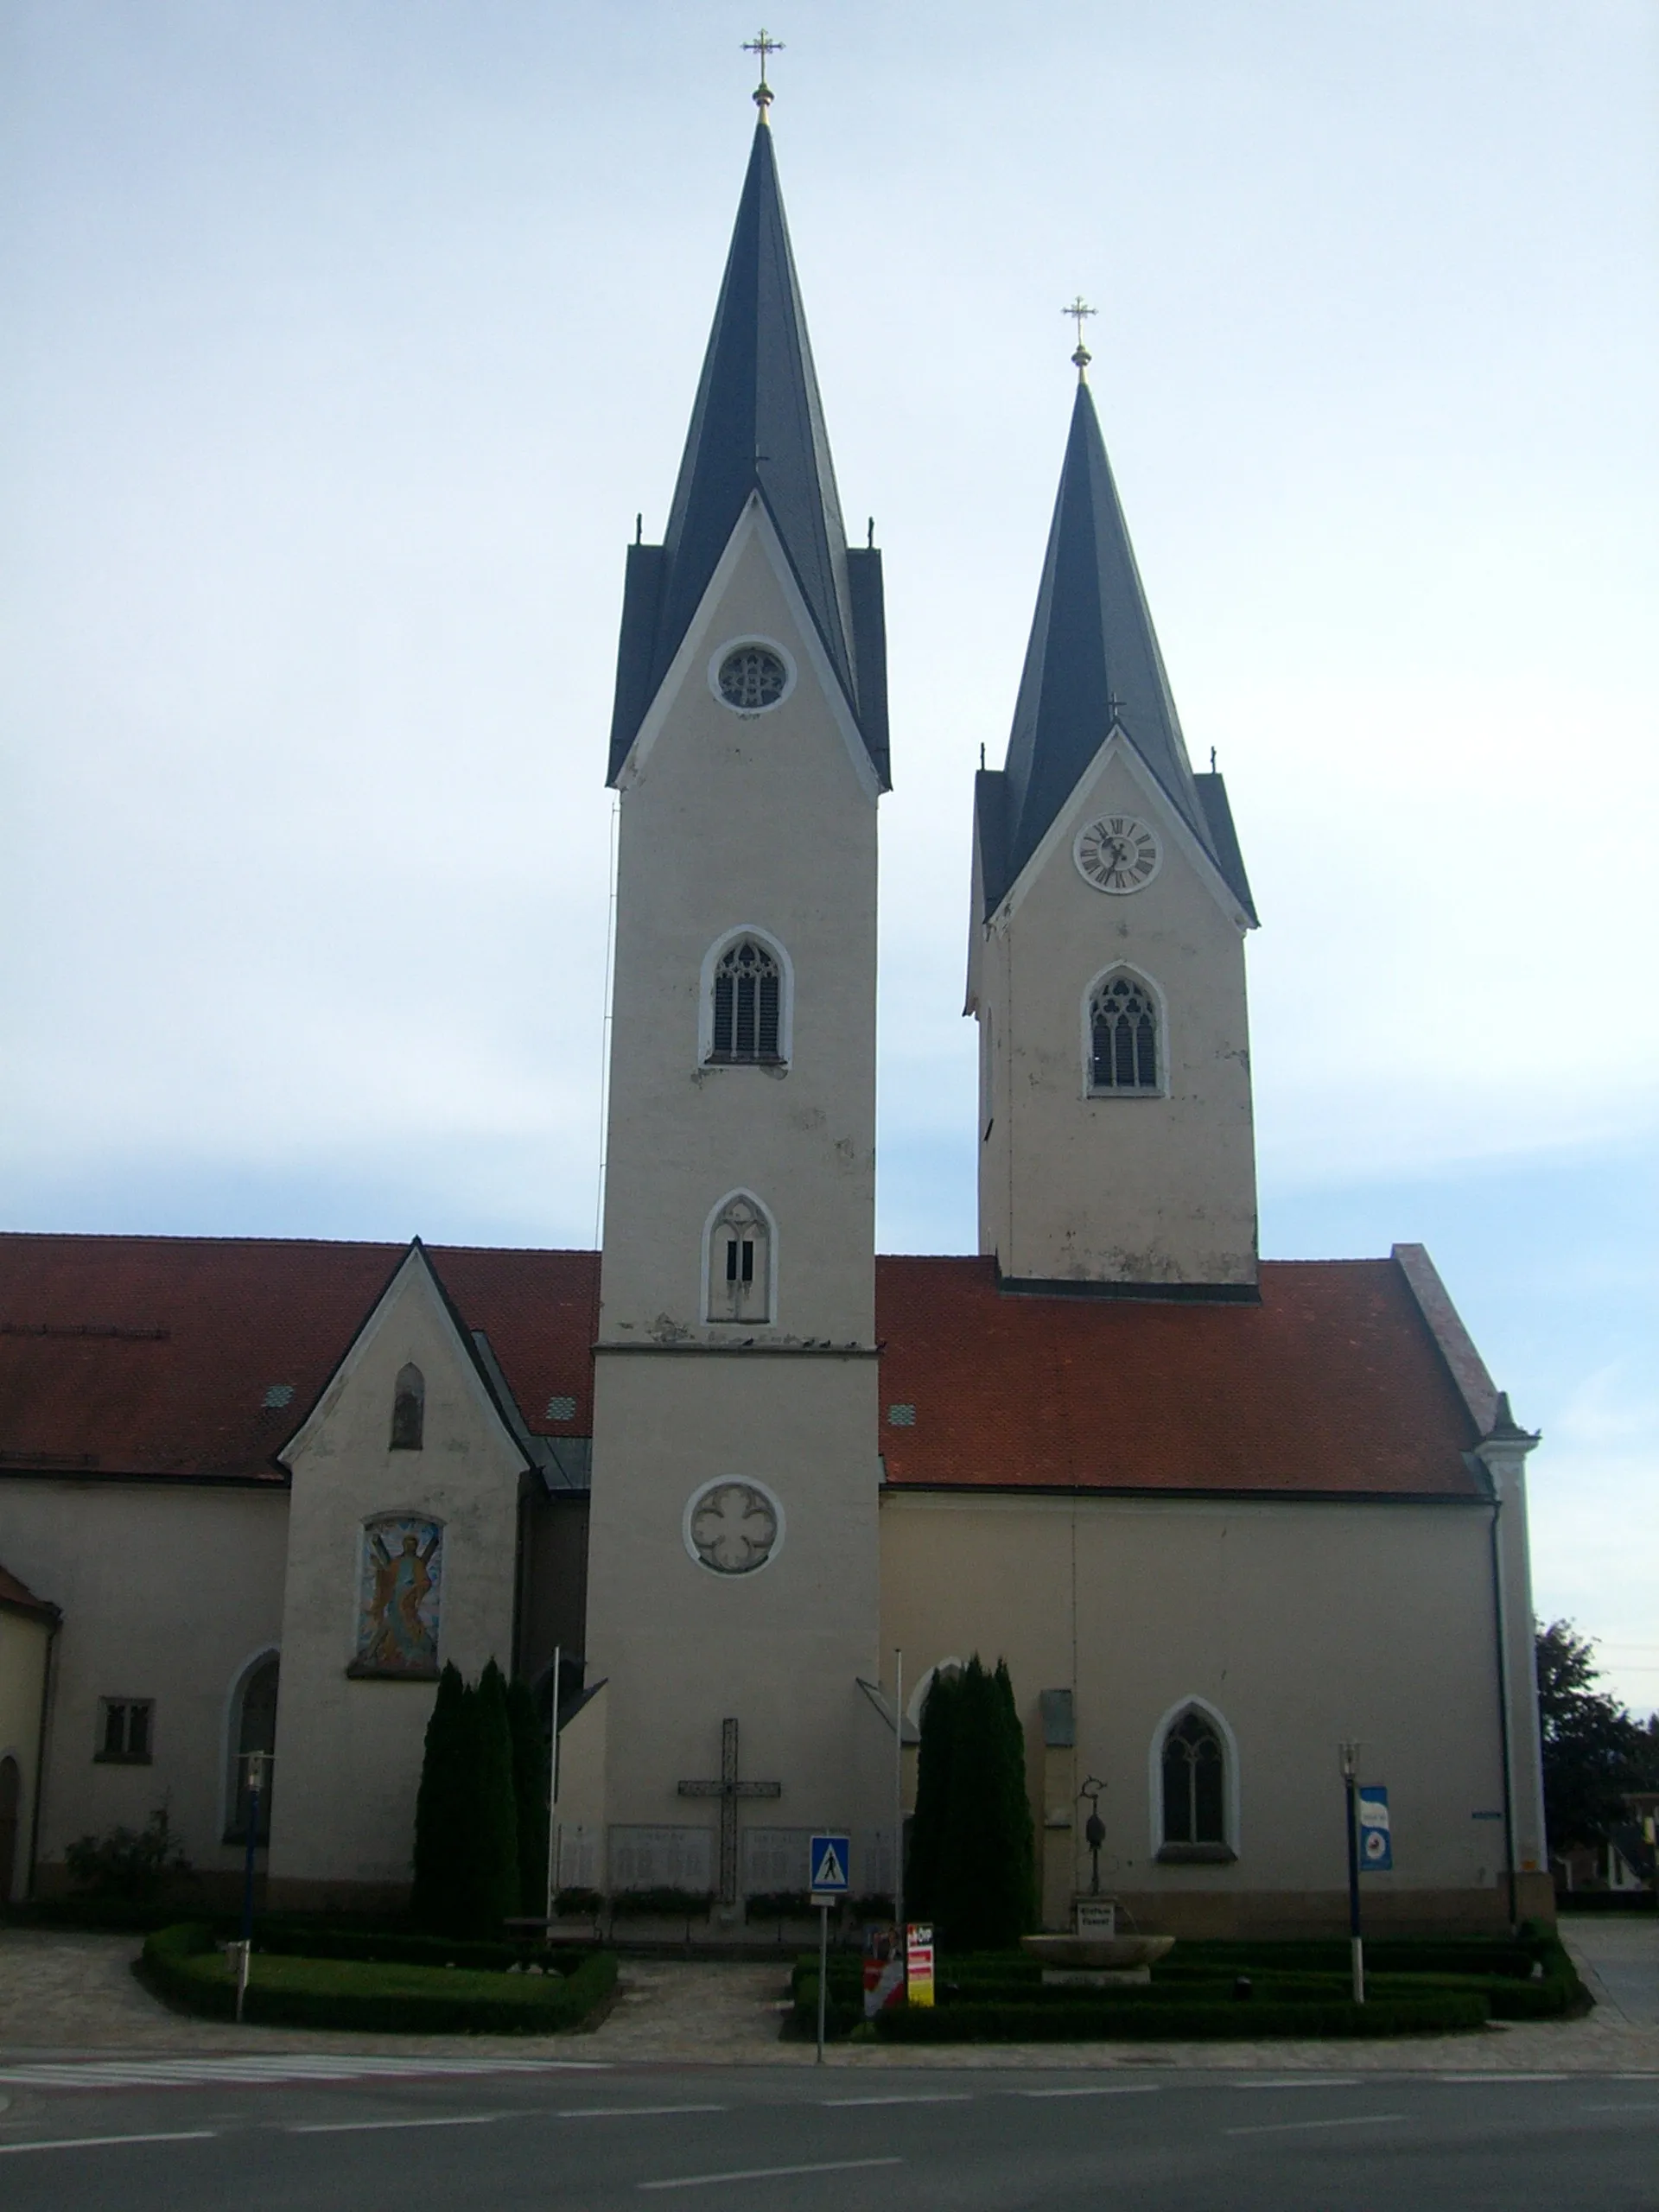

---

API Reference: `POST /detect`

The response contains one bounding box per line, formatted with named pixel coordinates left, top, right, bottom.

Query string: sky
left=3, top=3, right=1655, bottom=1712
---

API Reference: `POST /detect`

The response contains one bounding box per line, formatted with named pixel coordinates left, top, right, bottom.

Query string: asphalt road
left=0, top=2057, right=1655, bottom=2209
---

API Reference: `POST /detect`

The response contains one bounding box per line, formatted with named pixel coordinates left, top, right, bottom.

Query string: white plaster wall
left=976, top=741, right=1256, bottom=1285
left=584, top=1353, right=887, bottom=1870
left=601, top=515, right=877, bottom=1347
left=270, top=1258, right=525, bottom=1891
left=881, top=1491, right=1510, bottom=1904
left=0, top=1479, right=288, bottom=1880
left=585, top=503, right=886, bottom=1888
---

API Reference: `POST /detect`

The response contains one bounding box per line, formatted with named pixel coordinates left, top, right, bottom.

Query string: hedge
left=138, top=1923, right=617, bottom=2035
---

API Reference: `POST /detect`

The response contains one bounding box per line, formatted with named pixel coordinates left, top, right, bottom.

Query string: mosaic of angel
left=356, top=1515, right=442, bottom=1675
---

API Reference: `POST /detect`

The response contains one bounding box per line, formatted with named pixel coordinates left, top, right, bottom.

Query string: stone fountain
left=1020, top=1901, right=1174, bottom=1987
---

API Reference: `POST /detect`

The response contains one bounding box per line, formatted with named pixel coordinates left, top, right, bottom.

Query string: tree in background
left=466, top=1660, right=524, bottom=1936
left=906, top=1664, right=962, bottom=1923
left=1536, top=1620, right=1649, bottom=1853
left=922, top=1655, right=1038, bottom=1951
left=410, top=1662, right=467, bottom=1929
left=410, top=1659, right=523, bottom=1936
left=505, top=1673, right=550, bottom=1916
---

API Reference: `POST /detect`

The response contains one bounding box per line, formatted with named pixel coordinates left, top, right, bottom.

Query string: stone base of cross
left=677, top=1717, right=781, bottom=1907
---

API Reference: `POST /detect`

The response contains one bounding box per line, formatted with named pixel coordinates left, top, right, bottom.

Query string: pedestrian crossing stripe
left=810, top=1835, right=849, bottom=1891
left=0, top=2056, right=608, bottom=2091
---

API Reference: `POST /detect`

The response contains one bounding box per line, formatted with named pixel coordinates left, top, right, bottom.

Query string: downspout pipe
left=1487, top=1494, right=1519, bottom=1932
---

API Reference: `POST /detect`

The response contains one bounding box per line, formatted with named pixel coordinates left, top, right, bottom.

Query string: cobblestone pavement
left=3, top=1928, right=1657, bottom=2073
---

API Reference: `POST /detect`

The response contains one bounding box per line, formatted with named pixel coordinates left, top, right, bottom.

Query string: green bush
left=63, top=1810, right=191, bottom=1904
left=410, top=1659, right=523, bottom=1938
left=138, top=1923, right=617, bottom=2035
left=505, top=1675, right=550, bottom=1918
left=609, top=1887, right=714, bottom=1920
left=911, top=1658, right=1036, bottom=1952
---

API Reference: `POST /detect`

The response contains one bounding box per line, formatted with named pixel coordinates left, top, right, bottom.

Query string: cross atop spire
left=1064, top=296, right=1096, bottom=378
left=743, top=29, right=784, bottom=117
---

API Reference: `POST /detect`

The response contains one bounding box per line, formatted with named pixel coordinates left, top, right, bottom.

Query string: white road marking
left=1580, top=2103, right=1659, bottom=2113
left=1436, top=2073, right=1567, bottom=2084
left=288, top=2112, right=514, bottom=2134
left=1227, top=2113, right=1405, bottom=2138
left=1019, top=2084, right=1162, bottom=2098
left=640, top=2156, right=904, bottom=2191
left=559, top=2105, right=728, bottom=2120
left=0, top=2130, right=219, bottom=2155
left=823, top=2093, right=973, bottom=2107
left=1230, top=2077, right=1359, bottom=2090
left=0, top=2056, right=606, bottom=2090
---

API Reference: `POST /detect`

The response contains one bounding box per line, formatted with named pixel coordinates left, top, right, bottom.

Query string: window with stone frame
left=95, top=1698, right=154, bottom=1764
left=709, top=939, right=784, bottom=1064
left=707, top=1192, right=772, bottom=1325
left=390, top=1362, right=425, bottom=1450
left=1089, top=969, right=1160, bottom=1093
left=1160, top=1708, right=1230, bottom=1855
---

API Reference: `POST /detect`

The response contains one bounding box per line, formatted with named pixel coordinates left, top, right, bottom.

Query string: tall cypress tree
left=505, top=1674, right=550, bottom=1916
left=932, top=1655, right=1038, bottom=1952
left=461, top=1659, right=522, bottom=1937
left=410, top=1662, right=467, bottom=1929
left=906, top=1665, right=961, bottom=1922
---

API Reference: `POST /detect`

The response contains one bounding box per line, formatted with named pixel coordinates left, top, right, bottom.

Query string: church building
left=0, top=89, right=1551, bottom=1936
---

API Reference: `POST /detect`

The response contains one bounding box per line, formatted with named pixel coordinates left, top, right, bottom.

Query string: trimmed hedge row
left=138, top=1923, right=616, bottom=2035
left=249, top=1926, right=547, bottom=1972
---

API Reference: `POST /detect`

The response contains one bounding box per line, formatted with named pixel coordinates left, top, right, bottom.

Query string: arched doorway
left=0, top=1756, right=22, bottom=1904
left=226, top=1656, right=279, bottom=1842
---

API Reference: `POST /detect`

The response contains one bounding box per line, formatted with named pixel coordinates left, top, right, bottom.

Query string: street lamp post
left=234, top=1748, right=266, bottom=2024
left=1338, top=1740, right=1364, bottom=2005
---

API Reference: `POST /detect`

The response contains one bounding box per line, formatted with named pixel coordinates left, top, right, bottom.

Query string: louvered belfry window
left=710, top=939, right=782, bottom=1063
left=1090, top=972, right=1159, bottom=1091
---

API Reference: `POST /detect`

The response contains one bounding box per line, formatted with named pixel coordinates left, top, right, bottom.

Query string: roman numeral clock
left=1075, top=814, right=1162, bottom=893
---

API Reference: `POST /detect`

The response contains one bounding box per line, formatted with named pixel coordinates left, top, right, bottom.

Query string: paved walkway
left=1560, top=1913, right=1659, bottom=2027
left=3, top=1927, right=1657, bottom=2074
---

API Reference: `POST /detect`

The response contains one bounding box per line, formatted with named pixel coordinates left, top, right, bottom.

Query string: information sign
left=906, top=1923, right=935, bottom=2007
left=1358, top=1786, right=1393, bottom=1871
left=809, top=1832, right=850, bottom=1901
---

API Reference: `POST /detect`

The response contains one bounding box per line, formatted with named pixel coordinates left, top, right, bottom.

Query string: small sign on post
left=906, top=1922, right=935, bottom=2007
left=1075, top=1898, right=1116, bottom=1940
left=1358, top=1787, right=1393, bottom=1872
left=808, top=1834, right=850, bottom=2065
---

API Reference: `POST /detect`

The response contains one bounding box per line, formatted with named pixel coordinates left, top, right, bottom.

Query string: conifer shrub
left=410, top=1659, right=522, bottom=1937
left=505, top=1673, right=550, bottom=1917
left=915, top=1656, right=1037, bottom=1950
left=410, top=1662, right=467, bottom=1930
left=905, top=1663, right=961, bottom=1923
left=467, top=1661, right=523, bottom=1938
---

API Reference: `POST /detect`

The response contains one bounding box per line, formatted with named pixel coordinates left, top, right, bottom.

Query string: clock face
left=1075, top=815, right=1162, bottom=894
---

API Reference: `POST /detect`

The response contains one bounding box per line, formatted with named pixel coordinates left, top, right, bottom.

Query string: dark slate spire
left=980, top=379, right=1253, bottom=918
left=607, top=121, right=888, bottom=787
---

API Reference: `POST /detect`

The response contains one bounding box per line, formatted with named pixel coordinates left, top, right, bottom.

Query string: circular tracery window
left=683, top=1477, right=784, bottom=1576
left=716, top=643, right=790, bottom=712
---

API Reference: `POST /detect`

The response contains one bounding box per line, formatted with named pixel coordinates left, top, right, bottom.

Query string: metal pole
left=893, top=1649, right=905, bottom=1956
left=1340, top=1741, right=1363, bottom=2005
left=237, top=1750, right=264, bottom=2025
left=816, top=1901, right=829, bottom=2063
left=544, top=1645, right=562, bottom=1932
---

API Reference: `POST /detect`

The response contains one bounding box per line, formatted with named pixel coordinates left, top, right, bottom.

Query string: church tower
left=574, top=91, right=891, bottom=1905
left=968, top=354, right=1260, bottom=1291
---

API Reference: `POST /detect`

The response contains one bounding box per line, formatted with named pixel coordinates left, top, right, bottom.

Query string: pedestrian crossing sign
left=809, top=1833, right=850, bottom=1896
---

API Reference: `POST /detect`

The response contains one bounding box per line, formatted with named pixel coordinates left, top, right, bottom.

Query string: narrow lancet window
left=1089, top=971, right=1160, bottom=1092
left=709, top=940, right=782, bottom=1064
left=706, top=1193, right=772, bottom=1325
left=390, top=1363, right=425, bottom=1451
left=1161, top=1710, right=1226, bottom=1847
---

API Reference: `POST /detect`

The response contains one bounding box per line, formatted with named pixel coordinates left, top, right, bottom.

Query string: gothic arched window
left=390, top=1363, right=425, bottom=1451
left=709, top=939, right=783, bottom=1065
left=1089, top=969, right=1160, bottom=1093
left=225, top=1652, right=279, bottom=1845
left=1157, top=1706, right=1236, bottom=1860
left=705, top=1192, right=774, bottom=1325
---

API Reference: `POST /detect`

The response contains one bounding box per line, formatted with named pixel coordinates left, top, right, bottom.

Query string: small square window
left=887, top=1402, right=917, bottom=1427
left=95, top=1699, right=155, bottom=1764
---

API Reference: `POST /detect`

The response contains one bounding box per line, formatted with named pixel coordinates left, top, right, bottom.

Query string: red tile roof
left=0, top=1560, right=61, bottom=1622
left=875, top=1256, right=1484, bottom=1497
left=0, top=1235, right=599, bottom=1482
left=0, top=1236, right=1483, bottom=1498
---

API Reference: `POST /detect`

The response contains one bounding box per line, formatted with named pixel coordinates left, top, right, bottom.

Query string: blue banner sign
left=1357, top=1786, right=1392, bottom=1871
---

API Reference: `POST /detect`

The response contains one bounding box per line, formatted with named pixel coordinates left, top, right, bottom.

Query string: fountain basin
left=1020, top=1933, right=1175, bottom=1988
